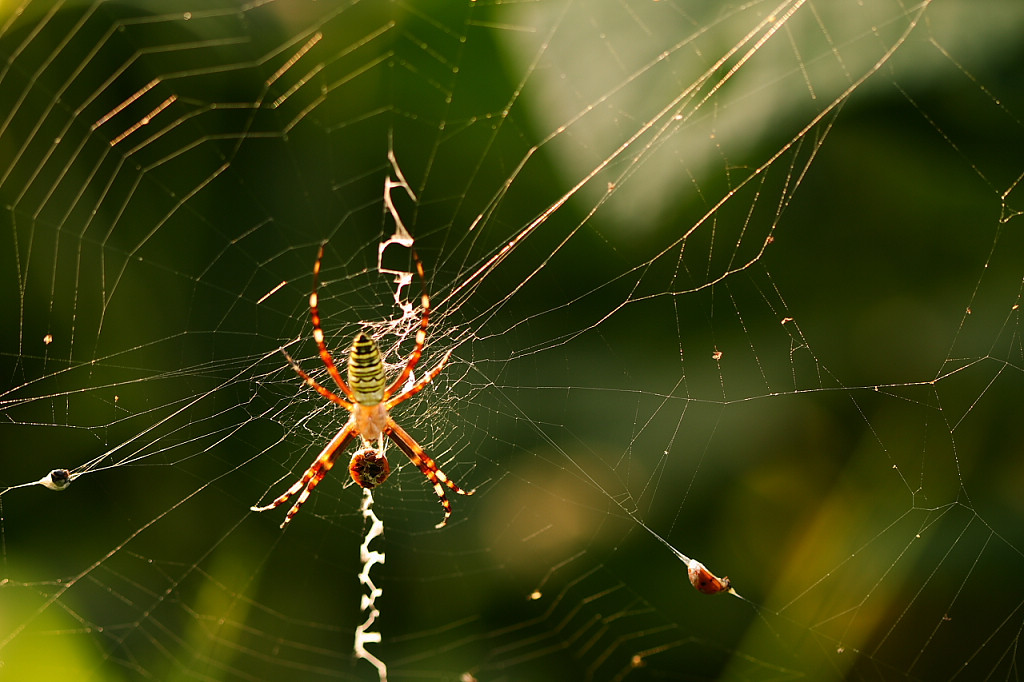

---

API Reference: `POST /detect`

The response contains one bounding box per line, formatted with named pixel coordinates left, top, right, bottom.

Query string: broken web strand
left=354, top=488, right=387, bottom=682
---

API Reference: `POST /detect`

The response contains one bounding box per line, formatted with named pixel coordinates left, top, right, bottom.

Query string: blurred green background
left=2, top=1, right=1023, bottom=680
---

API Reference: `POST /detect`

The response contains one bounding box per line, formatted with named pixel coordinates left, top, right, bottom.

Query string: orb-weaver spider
left=251, top=244, right=473, bottom=528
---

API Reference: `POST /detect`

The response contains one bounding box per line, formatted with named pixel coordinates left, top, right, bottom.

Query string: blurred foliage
left=2, top=1, right=1023, bottom=680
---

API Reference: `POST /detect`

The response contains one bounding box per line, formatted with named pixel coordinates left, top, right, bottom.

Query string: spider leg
left=251, top=421, right=356, bottom=528
left=386, top=349, right=452, bottom=409
left=282, top=349, right=352, bottom=408
left=385, top=417, right=473, bottom=528
left=309, top=243, right=355, bottom=401
left=384, top=251, right=430, bottom=400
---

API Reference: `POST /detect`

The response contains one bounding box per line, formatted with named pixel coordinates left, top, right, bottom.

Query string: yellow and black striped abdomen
left=348, top=331, right=386, bottom=406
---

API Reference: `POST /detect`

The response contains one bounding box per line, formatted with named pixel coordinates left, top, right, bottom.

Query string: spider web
left=2, top=0, right=1024, bottom=680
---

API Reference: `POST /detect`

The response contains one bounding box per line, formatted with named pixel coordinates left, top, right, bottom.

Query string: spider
left=251, top=244, right=473, bottom=529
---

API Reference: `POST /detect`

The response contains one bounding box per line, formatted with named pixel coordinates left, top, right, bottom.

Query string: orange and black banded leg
left=251, top=423, right=355, bottom=528
left=385, top=418, right=474, bottom=528
left=281, top=348, right=351, bottom=409
left=308, top=244, right=355, bottom=401
left=386, top=350, right=452, bottom=409
left=385, top=251, right=431, bottom=399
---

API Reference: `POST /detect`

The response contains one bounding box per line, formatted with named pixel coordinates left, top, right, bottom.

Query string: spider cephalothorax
left=251, top=245, right=473, bottom=528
